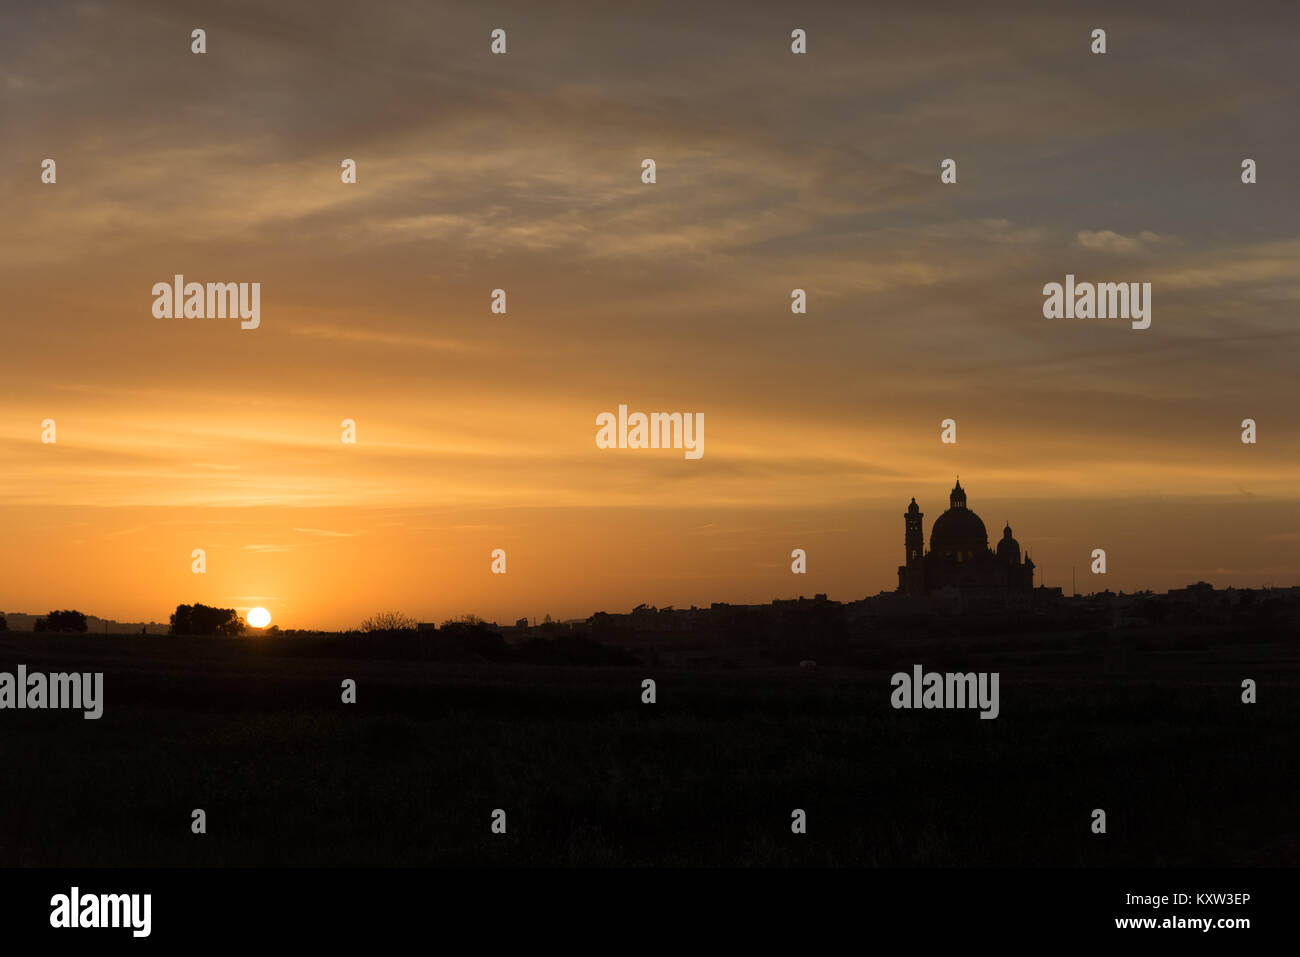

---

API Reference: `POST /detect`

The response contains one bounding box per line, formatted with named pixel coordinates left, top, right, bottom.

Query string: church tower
left=899, top=497, right=925, bottom=595
left=905, top=497, right=924, bottom=565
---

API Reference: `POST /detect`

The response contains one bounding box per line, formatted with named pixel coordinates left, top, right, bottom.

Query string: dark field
left=0, top=629, right=1296, bottom=867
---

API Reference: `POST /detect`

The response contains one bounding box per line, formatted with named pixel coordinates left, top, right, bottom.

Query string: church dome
left=997, top=523, right=1020, bottom=561
left=930, top=507, right=988, bottom=551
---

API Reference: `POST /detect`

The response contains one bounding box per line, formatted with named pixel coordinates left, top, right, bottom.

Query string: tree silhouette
left=34, top=609, right=88, bottom=633
left=170, top=603, right=244, bottom=637
left=440, top=614, right=484, bottom=627
left=359, top=611, right=418, bottom=633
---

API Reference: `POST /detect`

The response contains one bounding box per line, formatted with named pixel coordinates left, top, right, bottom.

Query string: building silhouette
left=897, top=479, right=1035, bottom=596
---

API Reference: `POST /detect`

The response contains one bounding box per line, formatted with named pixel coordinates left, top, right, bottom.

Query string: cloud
left=286, top=322, right=484, bottom=355
left=1076, top=230, right=1164, bottom=254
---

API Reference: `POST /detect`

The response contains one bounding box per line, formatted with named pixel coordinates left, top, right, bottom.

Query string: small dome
left=997, top=524, right=1020, bottom=561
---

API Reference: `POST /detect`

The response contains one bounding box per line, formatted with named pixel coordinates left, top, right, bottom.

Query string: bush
left=359, top=612, right=418, bottom=634
left=170, top=603, right=243, bottom=637
left=34, top=610, right=88, bottom=633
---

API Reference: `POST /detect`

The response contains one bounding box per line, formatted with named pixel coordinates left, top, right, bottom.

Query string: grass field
left=0, top=628, right=1295, bottom=867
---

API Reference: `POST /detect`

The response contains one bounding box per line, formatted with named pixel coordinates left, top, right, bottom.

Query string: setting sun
left=247, top=607, right=271, bottom=629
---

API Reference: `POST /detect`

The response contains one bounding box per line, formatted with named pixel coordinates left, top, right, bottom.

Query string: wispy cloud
left=1076, top=230, right=1165, bottom=254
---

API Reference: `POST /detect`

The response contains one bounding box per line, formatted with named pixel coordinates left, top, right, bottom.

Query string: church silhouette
left=897, top=479, right=1035, bottom=596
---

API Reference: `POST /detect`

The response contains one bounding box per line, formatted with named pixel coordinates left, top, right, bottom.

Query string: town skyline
left=4, top=495, right=1295, bottom=634
left=5, top=475, right=1300, bottom=631
left=3, top=573, right=1287, bottom=636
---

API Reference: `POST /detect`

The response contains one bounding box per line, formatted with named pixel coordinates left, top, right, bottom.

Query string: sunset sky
left=2, top=0, right=1298, bottom=629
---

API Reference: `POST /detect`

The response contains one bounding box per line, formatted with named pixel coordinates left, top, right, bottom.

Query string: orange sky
left=2, top=1, right=1298, bottom=628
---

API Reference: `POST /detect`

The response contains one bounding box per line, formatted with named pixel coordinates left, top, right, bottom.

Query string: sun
left=246, top=607, right=272, bottom=629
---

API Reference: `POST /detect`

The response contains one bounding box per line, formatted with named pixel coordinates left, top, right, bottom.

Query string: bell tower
left=905, top=497, right=924, bottom=565
left=898, top=497, right=925, bottom=595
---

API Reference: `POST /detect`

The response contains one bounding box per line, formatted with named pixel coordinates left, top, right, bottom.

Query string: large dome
left=930, top=507, right=988, bottom=551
